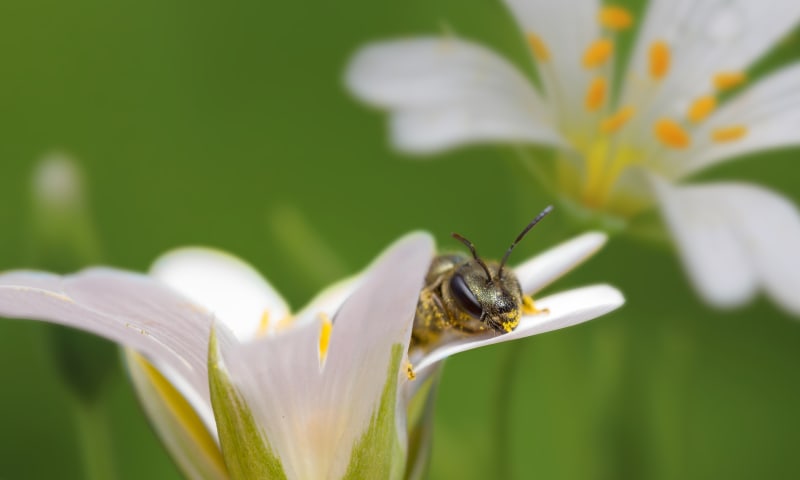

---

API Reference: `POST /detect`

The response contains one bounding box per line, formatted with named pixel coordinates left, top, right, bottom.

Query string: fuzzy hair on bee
left=410, top=206, right=553, bottom=351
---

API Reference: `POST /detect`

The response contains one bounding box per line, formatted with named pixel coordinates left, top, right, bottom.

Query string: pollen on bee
left=526, top=33, right=551, bottom=61
left=598, top=6, right=634, bottom=30
left=712, top=125, right=748, bottom=143
left=585, top=77, right=607, bottom=111
left=583, top=39, right=614, bottom=69
left=687, top=96, right=717, bottom=123
left=406, top=362, right=416, bottom=380
left=318, top=313, right=333, bottom=361
left=713, top=71, right=746, bottom=91
left=601, top=106, right=636, bottom=133
left=649, top=40, right=670, bottom=80
left=654, top=118, right=691, bottom=149
left=522, top=295, right=548, bottom=315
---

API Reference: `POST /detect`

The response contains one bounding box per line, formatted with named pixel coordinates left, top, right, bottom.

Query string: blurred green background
left=1, top=0, right=800, bottom=478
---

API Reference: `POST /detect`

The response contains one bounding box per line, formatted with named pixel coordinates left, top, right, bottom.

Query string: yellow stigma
left=583, top=39, right=614, bottom=69
left=687, top=96, right=717, bottom=123
left=713, top=71, right=747, bottom=91
left=601, top=106, right=635, bottom=133
left=585, top=77, right=607, bottom=111
left=598, top=6, right=633, bottom=30
left=318, top=313, right=333, bottom=361
left=257, top=310, right=270, bottom=337
left=649, top=41, right=670, bottom=79
left=654, top=118, right=691, bottom=149
left=527, top=33, right=550, bottom=61
left=712, top=125, right=748, bottom=142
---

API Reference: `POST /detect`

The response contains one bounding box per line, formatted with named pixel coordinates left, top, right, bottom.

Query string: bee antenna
left=451, top=232, right=494, bottom=281
left=498, top=205, right=553, bottom=279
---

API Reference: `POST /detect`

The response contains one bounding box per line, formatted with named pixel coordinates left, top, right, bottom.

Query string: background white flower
left=346, top=0, right=800, bottom=315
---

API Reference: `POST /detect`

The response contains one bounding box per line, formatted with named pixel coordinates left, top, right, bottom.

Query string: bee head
left=447, top=260, right=522, bottom=333
left=448, top=205, right=553, bottom=334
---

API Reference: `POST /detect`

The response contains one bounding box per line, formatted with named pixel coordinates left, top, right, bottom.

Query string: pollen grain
left=527, top=33, right=551, bottom=61
left=649, top=41, right=670, bottom=79
left=601, top=106, right=636, bottom=133
left=713, top=71, right=746, bottom=91
left=599, top=6, right=633, bottom=30
left=712, top=125, right=748, bottom=143
left=585, top=77, right=607, bottom=111
left=654, top=118, right=691, bottom=149
left=318, top=313, right=333, bottom=361
left=687, top=96, right=716, bottom=123
left=583, top=39, right=614, bottom=69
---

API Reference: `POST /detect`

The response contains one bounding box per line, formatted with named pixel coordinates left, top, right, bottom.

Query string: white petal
left=674, top=63, right=800, bottom=177
left=215, top=233, right=435, bottom=479
left=346, top=37, right=563, bottom=153
left=0, top=269, right=215, bottom=424
left=652, top=177, right=800, bottom=314
left=414, top=284, right=624, bottom=373
left=514, top=232, right=608, bottom=295
left=503, top=0, right=601, bottom=131
left=124, top=350, right=228, bottom=480
left=293, top=275, right=359, bottom=327
left=622, top=0, right=800, bottom=118
left=150, top=247, right=290, bottom=341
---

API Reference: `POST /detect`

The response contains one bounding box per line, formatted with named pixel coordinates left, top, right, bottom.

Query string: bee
left=410, top=206, right=553, bottom=351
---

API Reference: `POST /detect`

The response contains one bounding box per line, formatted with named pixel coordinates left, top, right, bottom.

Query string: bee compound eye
left=449, top=274, right=483, bottom=319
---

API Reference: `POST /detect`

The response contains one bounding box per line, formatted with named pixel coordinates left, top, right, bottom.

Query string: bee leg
left=522, top=294, right=549, bottom=315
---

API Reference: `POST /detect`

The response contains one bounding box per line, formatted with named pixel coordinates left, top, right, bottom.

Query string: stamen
left=712, top=125, right=748, bottom=142
left=318, top=313, right=333, bottom=361
left=583, top=39, right=614, bottom=69
left=649, top=41, right=670, bottom=79
left=257, top=310, right=270, bottom=337
left=527, top=33, right=550, bottom=61
left=601, top=106, right=636, bottom=133
left=585, top=77, right=607, bottom=111
left=687, top=96, right=716, bottom=123
left=654, top=118, right=691, bottom=149
left=713, top=72, right=746, bottom=91
left=599, top=6, right=633, bottom=30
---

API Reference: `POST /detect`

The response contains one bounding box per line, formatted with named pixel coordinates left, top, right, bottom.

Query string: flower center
left=528, top=5, right=752, bottom=214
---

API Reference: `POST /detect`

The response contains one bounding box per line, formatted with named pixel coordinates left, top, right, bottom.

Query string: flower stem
left=72, top=398, right=119, bottom=480
left=493, top=341, right=526, bottom=480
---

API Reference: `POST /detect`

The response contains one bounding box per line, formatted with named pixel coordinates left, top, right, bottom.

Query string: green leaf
left=208, top=329, right=287, bottom=480
left=343, top=343, right=406, bottom=480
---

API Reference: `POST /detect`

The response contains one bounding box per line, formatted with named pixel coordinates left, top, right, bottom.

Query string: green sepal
left=404, top=365, right=443, bottom=480
left=208, top=329, right=287, bottom=480
left=343, top=343, right=407, bottom=480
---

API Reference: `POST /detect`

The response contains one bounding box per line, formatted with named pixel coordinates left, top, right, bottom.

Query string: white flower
left=346, top=0, right=800, bottom=315
left=0, top=232, right=622, bottom=479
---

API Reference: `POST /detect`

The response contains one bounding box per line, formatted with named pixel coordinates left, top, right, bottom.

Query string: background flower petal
left=346, top=37, right=563, bottom=153
left=151, top=247, right=290, bottom=341
left=653, top=177, right=800, bottom=314
left=622, top=0, right=800, bottom=120
left=503, top=0, right=601, bottom=132
left=673, top=63, right=800, bottom=177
